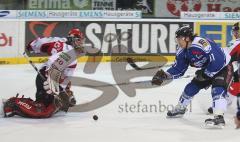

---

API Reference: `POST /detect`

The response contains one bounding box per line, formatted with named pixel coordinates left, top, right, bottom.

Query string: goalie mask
left=67, top=28, right=85, bottom=49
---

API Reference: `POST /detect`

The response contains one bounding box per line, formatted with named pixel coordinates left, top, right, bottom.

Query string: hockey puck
left=93, top=115, right=98, bottom=121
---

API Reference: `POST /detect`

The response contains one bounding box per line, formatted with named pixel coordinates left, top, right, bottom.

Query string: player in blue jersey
left=152, top=26, right=233, bottom=128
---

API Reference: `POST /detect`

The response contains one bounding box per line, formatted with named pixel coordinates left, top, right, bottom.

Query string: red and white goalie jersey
left=228, top=38, right=240, bottom=62
left=27, top=36, right=83, bottom=91
left=227, top=38, right=240, bottom=74
left=27, top=37, right=68, bottom=55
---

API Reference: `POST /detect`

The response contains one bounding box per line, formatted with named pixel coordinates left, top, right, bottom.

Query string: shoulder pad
left=191, top=37, right=211, bottom=53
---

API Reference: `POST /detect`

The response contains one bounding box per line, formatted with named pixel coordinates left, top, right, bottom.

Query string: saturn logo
left=0, top=11, right=10, bottom=17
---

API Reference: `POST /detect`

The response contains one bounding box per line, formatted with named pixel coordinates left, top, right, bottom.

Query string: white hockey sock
left=178, top=92, right=192, bottom=108
left=213, top=96, right=227, bottom=115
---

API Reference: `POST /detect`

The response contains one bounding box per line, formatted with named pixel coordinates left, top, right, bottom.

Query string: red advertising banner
left=0, top=21, right=19, bottom=58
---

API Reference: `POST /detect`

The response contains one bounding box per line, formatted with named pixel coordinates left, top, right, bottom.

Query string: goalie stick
left=126, top=57, right=172, bottom=70
left=23, top=52, right=47, bottom=81
left=23, top=52, right=61, bottom=94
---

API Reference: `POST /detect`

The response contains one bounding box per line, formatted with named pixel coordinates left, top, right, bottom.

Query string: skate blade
left=206, top=111, right=213, bottom=115
left=204, top=122, right=225, bottom=129
left=166, top=114, right=184, bottom=118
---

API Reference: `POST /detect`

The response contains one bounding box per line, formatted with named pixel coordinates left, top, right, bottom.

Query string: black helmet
left=175, top=26, right=193, bottom=38
left=232, top=22, right=239, bottom=31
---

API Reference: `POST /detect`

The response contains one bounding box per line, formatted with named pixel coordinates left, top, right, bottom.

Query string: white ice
left=0, top=62, right=239, bottom=142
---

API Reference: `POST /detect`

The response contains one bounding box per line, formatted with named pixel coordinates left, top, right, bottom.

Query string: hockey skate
left=3, top=97, right=17, bottom=117
left=167, top=104, right=187, bottom=118
left=0, top=98, right=7, bottom=116
left=205, top=115, right=225, bottom=129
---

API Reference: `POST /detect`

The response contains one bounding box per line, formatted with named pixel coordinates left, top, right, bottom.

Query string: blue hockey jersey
left=167, top=37, right=231, bottom=79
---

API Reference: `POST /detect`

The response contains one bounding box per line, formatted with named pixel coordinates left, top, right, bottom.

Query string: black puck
left=93, top=115, right=98, bottom=121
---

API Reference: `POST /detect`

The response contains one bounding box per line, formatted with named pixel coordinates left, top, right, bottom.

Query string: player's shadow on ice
left=0, top=112, right=89, bottom=126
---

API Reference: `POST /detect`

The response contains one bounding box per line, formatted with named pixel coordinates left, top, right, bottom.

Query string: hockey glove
left=65, top=90, right=76, bottom=107
left=152, top=70, right=170, bottom=85
left=194, top=70, right=211, bottom=82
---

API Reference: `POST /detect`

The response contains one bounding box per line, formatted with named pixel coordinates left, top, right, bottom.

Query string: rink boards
left=0, top=19, right=237, bottom=64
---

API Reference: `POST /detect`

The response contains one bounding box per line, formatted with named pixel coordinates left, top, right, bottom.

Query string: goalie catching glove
left=152, top=70, right=171, bottom=85
left=44, top=66, right=76, bottom=111
left=58, top=90, right=76, bottom=112
left=57, top=81, right=76, bottom=112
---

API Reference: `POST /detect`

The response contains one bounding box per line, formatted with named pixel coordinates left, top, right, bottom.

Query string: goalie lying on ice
left=2, top=28, right=87, bottom=118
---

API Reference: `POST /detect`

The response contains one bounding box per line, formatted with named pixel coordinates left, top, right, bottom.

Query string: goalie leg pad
left=4, top=97, right=58, bottom=118
left=3, top=97, right=18, bottom=117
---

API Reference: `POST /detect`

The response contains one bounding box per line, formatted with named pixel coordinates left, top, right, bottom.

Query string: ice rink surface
left=0, top=62, right=239, bottom=142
